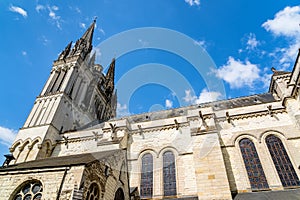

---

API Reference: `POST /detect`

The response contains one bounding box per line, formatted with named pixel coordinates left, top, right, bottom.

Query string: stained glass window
left=239, top=138, right=269, bottom=190
left=163, top=151, right=177, bottom=196
left=266, top=135, right=300, bottom=187
left=85, top=182, right=100, bottom=200
left=12, top=180, right=43, bottom=200
left=140, top=153, right=153, bottom=197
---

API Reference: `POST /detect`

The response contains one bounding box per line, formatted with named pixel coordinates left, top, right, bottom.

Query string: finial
left=271, top=67, right=276, bottom=72
left=93, top=16, right=97, bottom=23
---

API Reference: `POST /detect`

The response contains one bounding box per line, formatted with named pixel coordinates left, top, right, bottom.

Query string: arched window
left=163, top=151, right=177, bottom=196
left=140, top=153, right=153, bottom=198
left=239, top=138, right=269, bottom=190
left=12, top=180, right=43, bottom=200
left=266, top=135, right=300, bottom=187
left=85, top=182, right=100, bottom=200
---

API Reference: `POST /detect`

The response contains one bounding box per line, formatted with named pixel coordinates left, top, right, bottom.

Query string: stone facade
left=0, top=22, right=300, bottom=200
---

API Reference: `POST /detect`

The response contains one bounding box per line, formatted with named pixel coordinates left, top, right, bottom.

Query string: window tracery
left=239, top=138, right=269, bottom=190
left=12, top=180, right=43, bottom=200
left=163, top=151, right=177, bottom=196
left=85, top=182, right=100, bottom=200
left=266, top=135, right=300, bottom=187
left=140, top=153, right=153, bottom=198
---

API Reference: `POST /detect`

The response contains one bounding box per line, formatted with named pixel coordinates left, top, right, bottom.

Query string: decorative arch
left=259, top=130, right=286, bottom=143
left=10, top=140, right=23, bottom=152
left=163, top=151, right=177, bottom=196
left=138, top=148, right=158, bottom=159
left=44, top=140, right=54, bottom=157
left=16, top=139, right=32, bottom=163
left=239, top=138, right=269, bottom=190
left=158, top=146, right=179, bottom=158
left=31, top=137, right=42, bottom=147
left=265, top=134, right=300, bottom=187
left=231, top=133, right=258, bottom=147
left=9, top=179, right=43, bottom=200
left=20, top=139, right=32, bottom=151
left=140, top=153, right=153, bottom=198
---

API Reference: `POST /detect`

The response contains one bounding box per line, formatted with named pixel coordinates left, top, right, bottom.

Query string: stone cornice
left=129, top=122, right=189, bottom=135
left=217, top=107, right=286, bottom=122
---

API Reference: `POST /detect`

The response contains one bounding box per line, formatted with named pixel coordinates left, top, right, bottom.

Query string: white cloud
left=117, top=103, right=131, bottom=117
left=99, top=28, right=105, bottom=35
left=75, top=7, right=81, bottom=14
left=262, top=6, right=300, bottom=37
left=9, top=5, right=27, bottom=18
left=79, top=23, right=86, bottom=29
left=51, top=5, right=59, bottom=11
left=214, top=57, right=260, bottom=88
left=246, top=33, right=260, bottom=50
left=262, top=6, right=300, bottom=65
left=35, top=5, right=45, bottom=13
left=183, top=90, right=196, bottom=103
left=195, top=89, right=222, bottom=104
left=165, top=99, right=173, bottom=108
left=194, top=40, right=205, bottom=47
left=185, top=0, right=200, bottom=6
left=183, top=88, right=222, bottom=105
left=47, top=5, right=62, bottom=29
left=0, top=126, right=17, bottom=147
left=39, top=35, right=49, bottom=46
left=138, top=39, right=149, bottom=47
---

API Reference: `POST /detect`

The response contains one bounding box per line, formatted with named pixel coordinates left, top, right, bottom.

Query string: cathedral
left=1, top=21, right=300, bottom=200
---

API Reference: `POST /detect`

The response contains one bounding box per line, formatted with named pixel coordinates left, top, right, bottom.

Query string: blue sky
left=0, top=0, right=300, bottom=163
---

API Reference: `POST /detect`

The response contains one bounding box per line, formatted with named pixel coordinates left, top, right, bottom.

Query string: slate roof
left=117, top=93, right=276, bottom=123
left=0, top=149, right=121, bottom=172
left=205, top=93, right=276, bottom=111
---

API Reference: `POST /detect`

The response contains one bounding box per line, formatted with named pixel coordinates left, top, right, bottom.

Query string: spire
left=80, top=20, right=96, bottom=50
left=105, top=58, right=116, bottom=97
left=70, top=20, right=96, bottom=59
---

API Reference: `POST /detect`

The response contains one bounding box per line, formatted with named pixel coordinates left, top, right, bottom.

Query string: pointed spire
left=80, top=20, right=96, bottom=51
left=70, top=20, right=96, bottom=59
left=105, top=58, right=116, bottom=97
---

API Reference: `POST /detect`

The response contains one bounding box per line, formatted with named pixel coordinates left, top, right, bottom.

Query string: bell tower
left=9, top=20, right=117, bottom=163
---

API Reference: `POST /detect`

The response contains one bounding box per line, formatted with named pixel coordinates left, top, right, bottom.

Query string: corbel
left=174, top=119, right=180, bottom=130
left=199, top=111, right=208, bottom=130
left=109, top=123, right=117, bottom=140
left=267, top=105, right=273, bottom=117
left=62, top=136, right=69, bottom=146
left=226, top=112, right=231, bottom=123
left=137, top=125, right=145, bottom=139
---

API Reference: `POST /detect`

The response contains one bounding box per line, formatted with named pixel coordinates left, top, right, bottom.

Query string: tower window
left=266, top=135, right=300, bottom=187
left=239, top=138, right=269, bottom=190
left=140, top=153, right=153, bottom=198
left=163, top=151, right=177, bottom=196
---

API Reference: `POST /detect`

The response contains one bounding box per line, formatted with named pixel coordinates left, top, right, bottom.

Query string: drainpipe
left=56, top=166, right=70, bottom=200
